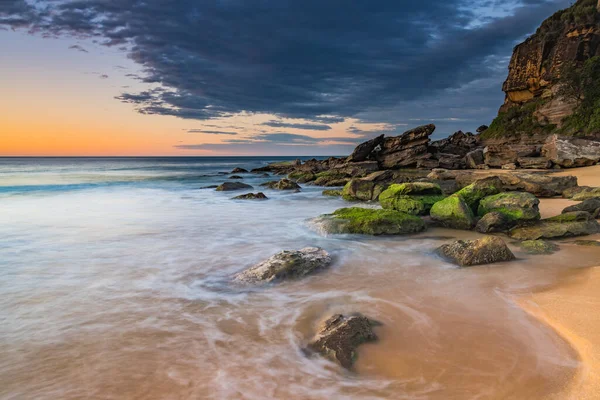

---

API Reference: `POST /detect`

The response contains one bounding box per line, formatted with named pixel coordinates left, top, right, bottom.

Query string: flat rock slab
left=234, top=247, right=331, bottom=284
left=510, top=211, right=600, bottom=240
left=306, top=314, right=378, bottom=369
left=437, top=236, right=516, bottom=267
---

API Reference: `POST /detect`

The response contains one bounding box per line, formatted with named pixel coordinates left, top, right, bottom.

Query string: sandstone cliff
left=484, top=0, right=600, bottom=140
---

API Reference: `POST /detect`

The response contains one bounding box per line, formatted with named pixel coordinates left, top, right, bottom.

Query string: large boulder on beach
left=453, top=176, right=503, bottom=211
left=307, top=314, right=378, bottom=369
left=312, top=207, right=426, bottom=235
left=509, top=211, right=600, bottom=240
left=261, top=179, right=301, bottom=190
left=379, top=183, right=444, bottom=215
left=430, top=196, right=476, bottom=230
left=570, top=187, right=600, bottom=201
left=562, top=198, right=600, bottom=218
left=437, top=236, right=516, bottom=267
left=542, top=135, right=600, bottom=168
left=454, top=172, right=577, bottom=198
left=216, top=182, right=253, bottom=191
left=478, top=192, right=541, bottom=222
left=232, top=192, right=268, bottom=200
left=341, top=171, right=394, bottom=201
left=475, top=212, right=515, bottom=233
left=347, top=135, right=385, bottom=162
left=234, top=247, right=332, bottom=284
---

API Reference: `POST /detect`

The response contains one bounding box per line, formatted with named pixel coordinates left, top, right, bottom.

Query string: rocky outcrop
left=312, top=207, right=426, bottom=235
left=234, top=247, right=332, bottom=284
left=232, top=192, right=268, bottom=200
left=260, top=179, right=301, bottom=190
left=542, top=135, right=600, bottom=167
left=437, top=236, right=516, bottom=267
left=373, top=124, right=436, bottom=169
left=216, top=182, right=253, bottom=191
left=509, top=211, right=600, bottom=240
left=347, top=135, right=385, bottom=162
left=306, top=314, right=378, bottom=369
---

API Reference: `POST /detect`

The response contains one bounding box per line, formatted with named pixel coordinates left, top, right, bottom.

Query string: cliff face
left=485, top=0, right=600, bottom=140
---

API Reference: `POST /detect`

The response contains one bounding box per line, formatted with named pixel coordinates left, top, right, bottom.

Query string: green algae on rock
left=379, top=183, right=444, bottom=215
left=322, top=189, right=343, bottom=197
left=478, top=192, right=541, bottom=222
left=437, top=236, right=516, bottom=267
left=509, top=211, right=600, bottom=240
left=475, top=211, right=515, bottom=233
left=453, top=176, right=503, bottom=211
left=231, top=192, right=268, bottom=200
left=430, top=196, right=476, bottom=230
left=313, top=207, right=426, bottom=235
left=260, top=179, right=301, bottom=190
left=519, top=239, right=559, bottom=254
left=572, top=240, right=600, bottom=247
left=288, top=171, right=316, bottom=183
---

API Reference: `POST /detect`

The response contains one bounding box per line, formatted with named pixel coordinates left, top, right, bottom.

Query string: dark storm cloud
left=261, top=120, right=332, bottom=131
left=1, top=0, right=572, bottom=127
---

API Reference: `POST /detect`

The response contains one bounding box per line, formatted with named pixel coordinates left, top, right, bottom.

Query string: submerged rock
left=518, top=240, right=559, bottom=254
left=232, top=192, right=268, bottom=200
left=437, top=236, right=516, bottom=267
left=229, top=175, right=244, bottom=179
left=216, top=182, right=253, bottom=191
left=306, top=314, right=378, bottom=369
left=509, top=211, right=600, bottom=240
left=313, top=207, right=426, bottom=236
left=475, top=212, right=515, bottom=233
left=231, top=167, right=249, bottom=173
left=234, top=247, right=332, bottom=284
left=322, top=189, right=343, bottom=197
left=562, top=198, right=600, bottom=217
left=261, top=179, right=301, bottom=190
left=379, top=182, right=444, bottom=215
left=478, top=192, right=541, bottom=222
left=430, top=196, right=476, bottom=230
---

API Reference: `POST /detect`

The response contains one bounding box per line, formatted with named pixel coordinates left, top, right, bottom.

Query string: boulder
left=437, top=236, right=516, bottom=267
left=519, top=240, right=559, bottom=254
left=229, top=175, right=244, bottom=179
left=465, top=149, right=485, bottom=168
left=427, top=168, right=458, bottom=181
left=232, top=192, right=268, bottom=200
left=478, top=192, right=541, bottom=222
left=312, top=207, right=426, bottom=235
left=376, top=124, right=436, bottom=169
left=341, top=171, right=394, bottom=201
left=517, top=157, right=552, bottom=169
left=231, top=167, right=248, bottom=173
left=331, top=161, right=379, bottom=177
left=453, top=176, right=504, bottom=211
left=484, top=145, right=518, bottom=168
left=570, top=187, right=600, bottom=201
left=416, top=158, right=440, bottom=169
left=379, top=183, right=444, bottom=215
left=476, top=125, right=489, bottom=133
left=307, top=314, right=378, bottom=369
left=456, top=172, right=577, bottom=198
left=562, top=198, right=600, bottom=217
left=347, top=135, right=385, bottom=162
left=437, top=153, right=466, bottom=170
left=562, top=186, right=592, bottom=199
left=288, top=171, right=316, bottom=183
left=313, top=171, right=351, bottom=187
left=234, top=247, right=332, bottom=284
left=542, top=135, right=600, bottom=168
left=429, top=131, right=480, bottom=157
left=322, top=189, right=343, bottom=197
left=430, top=196, right=476, bottom=230
left=216, top=182, right=253, bottom=191
left=261, top=179, right=301, bottom=190
left=475, top=212, right=515, bottom=233
left=509, top=211, right=600, bottom=240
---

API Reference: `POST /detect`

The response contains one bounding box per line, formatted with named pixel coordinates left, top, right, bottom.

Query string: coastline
left=518, top=164, right=600, bottom=399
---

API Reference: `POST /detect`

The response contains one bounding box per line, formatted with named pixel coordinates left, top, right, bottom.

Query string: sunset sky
left=0, top=0, right=571, bottom=156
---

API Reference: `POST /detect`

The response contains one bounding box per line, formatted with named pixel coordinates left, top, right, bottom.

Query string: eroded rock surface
left=437, top=236, right=516, bottom=267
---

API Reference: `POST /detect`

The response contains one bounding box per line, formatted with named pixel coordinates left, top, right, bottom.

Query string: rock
left=376, top=124, right=436, bottom=169
left=260, top=179, right=301, bottom=190
left=570, top=187, right=600, bottom=201
left=251, top=161, right=298, bottom=174
left=478, top=192, right=541, bottom=222
left=562, top=198, right=600, bottom=217
left=542, top=135, right=600, bottom=168
left=229, top=175, right=244, bottom=179
left=475, top=212, right=515, bottom=233
left=476, top=125, right=489, bottom=133
left=430, top=196, right=476, bottom=230
left=456, top=172, right=577, bottom=198
left=234, top=247, right=332, bottom=284
left=379, top=183, right=444, bottom=215
left=313, top=171, right=351, bottom=187
left=437, top=154, right=466, bottom=170
left=427, top=168, right=457, bottom=181
left=231, top=167, right=248, bottom=173
left=562, top=186, right=591, bottom=199
left=288, top=171, right=316, bottom=183
left=200, top=185, right=219, bottom=189
left=517, top=157, right=552, bottom=169
left=307, top=314, right=378, bottom=369
left=341, top=171, right=394, bottom=201
left=437, top=236, right=516, bottom=267
left=502, top=163, right=518, bottom=170
left=509, top=211, right=600, bottom=240
left=453, top=176, right=504, bottom=211
left=484, top=145, right=518, bottom=168
left=572, top=240, right=600, bottom=247
left=331, top=161, right=379, bottom=177
left=232, top=192, right=268, bottom=200
left=347, top=134, right=385, bottom=162
left=519, top=240, right=559, bottom=254
left=416, top=158, right=440, bottom=169
left=465, top=149, right=485, bottom=168
left=312, top=207, right=426, bottom=235
left=322, top=189, right=343, bottom=197
left=216, top=182, right=253, bottom=191
left=429, top=131, right=481, bottom=157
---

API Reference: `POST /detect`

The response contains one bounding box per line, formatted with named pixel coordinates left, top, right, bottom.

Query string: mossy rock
left=313, top=207, right=426, bottom=235
left=380, top=182, right=442, bottom=197
left=519, top=240, right=559, bottom=254
left=572, top=240, right=600, bottom=247
left=342, top=179, right=385, bottom=202
left=475, top=212, right=515, bottom=233
left=288, top=171, right=316, bottom=183
left=509, top=211, right=600, bottom=240
left=437, top=236, right=516, bottom=267
left=571, top=187, right=600, bottom=201
left=478, top=192, right=541, bottom=222
left=380, top=194, right=445, bottom=215
left=322, top=189, right=343, bottom=197
left=454, top=176, right=503, bottom=211
left=313, top=171, right=351, bottom=187
left=430, top=196, right=476, bottom=230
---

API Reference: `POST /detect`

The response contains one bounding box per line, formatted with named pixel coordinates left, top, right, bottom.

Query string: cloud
left=68, top=44, right=88, bottom=53
left=260, top=120, right=332, bottom=131
left=187, top=129, right=237, bottom=135
left=1, top=0, right=572, bottom=132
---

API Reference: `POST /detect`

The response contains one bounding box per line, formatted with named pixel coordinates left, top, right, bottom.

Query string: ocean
left=0, top=157, right=591, bottom=399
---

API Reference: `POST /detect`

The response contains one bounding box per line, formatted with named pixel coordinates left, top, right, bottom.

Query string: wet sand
left=519, top=164, right=600, bottom=400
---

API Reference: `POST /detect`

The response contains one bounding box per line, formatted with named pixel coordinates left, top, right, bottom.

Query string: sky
left=0, top=0, right=572, bottom=156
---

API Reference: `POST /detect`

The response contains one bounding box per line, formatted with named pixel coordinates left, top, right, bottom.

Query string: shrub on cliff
left=560, top=56, right=600, bottom=136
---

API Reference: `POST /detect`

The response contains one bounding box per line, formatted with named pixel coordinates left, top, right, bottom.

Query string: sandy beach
left=520, top=164, right=600, bottom=399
